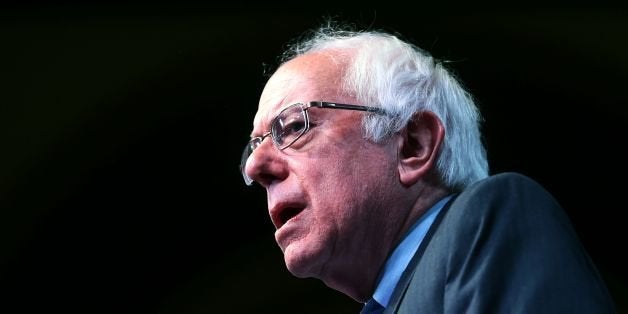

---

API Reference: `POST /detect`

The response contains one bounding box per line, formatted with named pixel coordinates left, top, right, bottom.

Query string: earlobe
left=397, top=111, right=445, bottom=186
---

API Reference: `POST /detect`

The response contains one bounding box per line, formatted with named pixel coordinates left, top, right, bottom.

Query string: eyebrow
left=250, top=105, right=279, bottom=138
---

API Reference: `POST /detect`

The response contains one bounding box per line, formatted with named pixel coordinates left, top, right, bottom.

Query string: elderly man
left=240, top=24, right=616, bottom=313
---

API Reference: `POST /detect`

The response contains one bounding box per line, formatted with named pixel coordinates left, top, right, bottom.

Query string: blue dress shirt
left=370, top=195, right=454, bottom=308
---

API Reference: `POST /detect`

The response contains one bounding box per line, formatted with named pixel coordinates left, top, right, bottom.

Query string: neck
left=323, top=181, right=452, bottom=303
left=395, top=184, right=451, bottom=250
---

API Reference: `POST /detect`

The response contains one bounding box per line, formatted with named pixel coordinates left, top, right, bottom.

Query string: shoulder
left=441, top=172, right=575, bottom=253
left=461, top=171, right=553, bottom=200
left=450, top=172, right=562, bottom=220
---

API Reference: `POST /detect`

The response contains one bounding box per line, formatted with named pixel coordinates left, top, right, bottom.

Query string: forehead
left=253, top=52, right=348, bottom=130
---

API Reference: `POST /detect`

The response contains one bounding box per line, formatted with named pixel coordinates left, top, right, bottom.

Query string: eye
left=282, top=118, right=306, bottom=135
left=271, top=104, right=309, bottom=148
left=274, top=116, right=306, bottom=146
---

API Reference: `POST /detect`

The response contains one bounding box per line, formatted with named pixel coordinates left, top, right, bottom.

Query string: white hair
left=280, top=25, right=489, bottom=190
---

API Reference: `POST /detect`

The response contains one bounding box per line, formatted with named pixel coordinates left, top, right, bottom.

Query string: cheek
left=307, top=148, right=394, bottom=229
left=297, top=133, right=397, bottom=198
left=291, top=131, right=398, bottom=228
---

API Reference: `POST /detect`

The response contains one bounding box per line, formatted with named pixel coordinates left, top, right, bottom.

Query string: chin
left=282, top=241, right=325, bottom=279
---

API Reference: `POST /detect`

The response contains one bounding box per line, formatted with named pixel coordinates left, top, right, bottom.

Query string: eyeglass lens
left=272, top=104, right=308, bottom=148
left=240, top=104, right=309, bottom=185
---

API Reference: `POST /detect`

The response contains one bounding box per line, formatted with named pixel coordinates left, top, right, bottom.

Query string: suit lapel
left=385, top=194, right=458, bottom=313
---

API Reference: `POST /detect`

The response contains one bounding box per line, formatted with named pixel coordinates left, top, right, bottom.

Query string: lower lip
left=275, top=210, right=305, bottom=240
left=279, top=207, right=305, bottom=227
left=281, top=211, right=302, bottom=229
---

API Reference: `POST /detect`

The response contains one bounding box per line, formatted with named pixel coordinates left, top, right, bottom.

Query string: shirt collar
left=371, top=194, right=453, bottom=307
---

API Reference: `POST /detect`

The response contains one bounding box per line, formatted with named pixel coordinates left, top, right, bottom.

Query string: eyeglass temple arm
left=309, top=101, right=387, bottom=114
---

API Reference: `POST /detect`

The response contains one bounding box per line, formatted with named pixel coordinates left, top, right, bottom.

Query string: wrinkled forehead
left=252, top=52, right=348, bottom=132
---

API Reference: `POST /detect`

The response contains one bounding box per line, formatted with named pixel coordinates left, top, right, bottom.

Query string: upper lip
left=269, top=201, right=306, bottom=229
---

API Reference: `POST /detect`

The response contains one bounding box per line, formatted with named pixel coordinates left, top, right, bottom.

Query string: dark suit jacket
left=385, top=172, right=616, bottom=313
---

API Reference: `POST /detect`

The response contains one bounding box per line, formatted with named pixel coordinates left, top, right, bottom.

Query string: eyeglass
left=240, top=101, right=386, bottom=186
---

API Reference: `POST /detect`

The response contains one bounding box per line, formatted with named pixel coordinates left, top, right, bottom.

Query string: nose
left=244, top=139, right=288, bottom=188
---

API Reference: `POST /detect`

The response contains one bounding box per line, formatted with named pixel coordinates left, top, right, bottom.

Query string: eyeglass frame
left=240, top=101, right=387, bottom=186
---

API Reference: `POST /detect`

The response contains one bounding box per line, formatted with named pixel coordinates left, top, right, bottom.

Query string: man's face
left=244, top=52, right=404, bottom=291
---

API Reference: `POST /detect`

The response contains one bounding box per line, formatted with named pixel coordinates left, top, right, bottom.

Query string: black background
left=1, top=3, right=627, bottom=313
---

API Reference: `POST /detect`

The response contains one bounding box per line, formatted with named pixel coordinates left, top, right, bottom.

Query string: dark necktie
left=361, top=298, right=385, bottom=314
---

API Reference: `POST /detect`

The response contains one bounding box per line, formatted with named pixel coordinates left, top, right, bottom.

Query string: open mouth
left=278, top=207, right=305, bottom=227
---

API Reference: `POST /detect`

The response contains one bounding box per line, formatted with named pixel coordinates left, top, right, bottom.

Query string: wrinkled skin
left=244, top=51, right=447, bottom=301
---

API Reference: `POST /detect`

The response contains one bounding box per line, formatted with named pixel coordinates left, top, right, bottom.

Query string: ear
left=397, top=111, right=445, bottom=186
